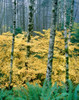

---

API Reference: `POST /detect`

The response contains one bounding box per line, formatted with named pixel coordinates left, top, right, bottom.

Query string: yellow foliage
left=0, top=30, right=79, bottom=88
left=34, top=31, right=44, bottom=36
left=2, top=31, right=12, bottom=36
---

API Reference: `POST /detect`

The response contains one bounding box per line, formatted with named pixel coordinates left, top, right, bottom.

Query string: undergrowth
left=0, top=80, right=79, bottom=100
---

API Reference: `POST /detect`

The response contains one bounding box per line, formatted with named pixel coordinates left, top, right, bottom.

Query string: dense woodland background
left=0, top=0, right=79, bottom=33
left=0, top=0, right=79, bottom=99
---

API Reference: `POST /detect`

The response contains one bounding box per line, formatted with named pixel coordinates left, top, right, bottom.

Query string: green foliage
left=10, top=26, right=22, bottom=35
left=74, top=85, right=79, bottom=100
left=71, top=30, right=79, bottom=43
left=0, top=80, right=79, bottom=100
left=71, top=23, right=79, bottom=43
left=15, top=27, right=22, bottom=35
left=10, top=26, right=13, bottom=33
left=71, top=23, right=79, bottom=54
left=0, top=89, right=13, bottom=100
left=26, top=83, right=41, bottom=100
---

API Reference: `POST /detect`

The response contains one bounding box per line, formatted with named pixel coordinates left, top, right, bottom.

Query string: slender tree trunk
left=57, top=0, right=61, bottom=31
left=69, top=0, right=74, bottom=42
left=27, top=0, right=35, bottom=57
left=64, top=0, right=69, bottom=92
left=20, top=7, right=22, bottom=28
left=46, top=5, right=49, bottom=29
left=0, top=0, right=5, bottom=35
left=43, top=7, right=45, bottom=29
left=9, top=0, right=16, bottom=89
left=46, top=0, right=58, bottom=85
left=23, top=0, right=25, bottom=31
left=16, top=0, right=18, bottom=28
left=0, top=9, right=5, bottom=35
left=3, top=0, right=5, bottom=32
left=37, top=0, right=41, bottom=31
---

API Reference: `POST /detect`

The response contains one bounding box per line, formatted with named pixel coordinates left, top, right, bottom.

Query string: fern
left=41, top=82, right=58, bottom=100
left=0, top=80, right=79, bottom=100
left=74, top=84, right=79, bottom=100
left=0, top=89, right=13, bottom=100
left=67, top=80, right=73, bottom=100
left=52, top=93, right=68, bottom=100
left=26, top=82, right=42, bottom=100
left=13, top=87, right=27, bottom=99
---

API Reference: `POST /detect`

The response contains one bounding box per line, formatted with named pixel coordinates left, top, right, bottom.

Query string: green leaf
left=74, top=84, right=79, bottom=100
left=53, top=93, right=68, bottom=100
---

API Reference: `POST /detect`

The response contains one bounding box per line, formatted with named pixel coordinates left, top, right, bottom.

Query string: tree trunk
left=9, top=0, right=16, bottom=89
left=46, top=0, right=58, bottom=85
left=16, top=0, right=18, bottom=28
left=0, top=0, right=5, bottom=35
left=23, top=0, right=25, bottom=31
left=27, top=0, right=35, bottom=57
left=69, top=0, right=74, bottom=42
left=57, top=0, right=61, bottom=31
left=64, top=0, right=69, bottom=92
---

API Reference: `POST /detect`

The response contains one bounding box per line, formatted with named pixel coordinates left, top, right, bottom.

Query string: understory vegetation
left=0, top=29, right=79, bottom=88
left=0, top=80, right=79, bottom=100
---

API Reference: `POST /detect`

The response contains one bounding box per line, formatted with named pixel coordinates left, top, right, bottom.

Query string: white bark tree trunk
left=27, top=0, right=35, bottom=57
left=23, top=0, right=25, bottom=31
left=46, top=0, right=58, bottom=85
left=69, top=0, right=74, bottom=42
left=16, top=0, right=18, bottom=28
left=57, top=0, right=61, bottom=31
left=9, top=0, right=16, bottom=89
left=64, top=0, right=69, bottom=92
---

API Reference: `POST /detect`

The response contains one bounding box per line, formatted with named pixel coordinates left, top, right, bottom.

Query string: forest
left=0, top=0, right=79, bottom=100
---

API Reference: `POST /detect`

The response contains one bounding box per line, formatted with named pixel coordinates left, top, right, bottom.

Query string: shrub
left=10, top=26, right=22, bottom=35
left=15, top=27, right=22, bottom=35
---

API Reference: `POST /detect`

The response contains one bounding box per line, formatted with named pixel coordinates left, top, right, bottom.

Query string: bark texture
left=64, top=0, right=69, bottom=92
left=69, top=0, right=74, bottom=42
left=57, top=0, right=61, bottom=31
left=46, top=0, right=58, bottom=85
left=9, top=0, right=16, bottom=89
left=27, top=0, right=35, bottom=57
